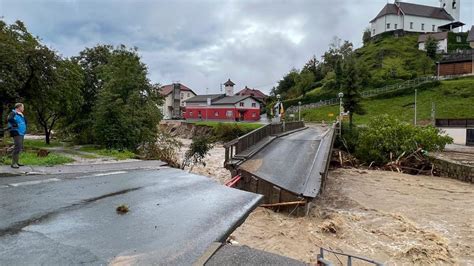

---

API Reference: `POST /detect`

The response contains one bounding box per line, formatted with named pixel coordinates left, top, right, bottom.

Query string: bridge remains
left=224, top=122, right=337, bottom=216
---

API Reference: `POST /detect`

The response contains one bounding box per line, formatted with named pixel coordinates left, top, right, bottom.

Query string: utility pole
left=414, top=89, right=417, bottom=126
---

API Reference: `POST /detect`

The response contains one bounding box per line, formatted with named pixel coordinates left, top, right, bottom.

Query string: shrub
left=355, top=115, right=452, bottom=165
left=181, top=136, right=213, bottom=171
left=138, top=130, right=182, bottom=167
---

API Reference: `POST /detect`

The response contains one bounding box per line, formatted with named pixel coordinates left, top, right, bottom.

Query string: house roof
left=235, top=87, right=268, bottom=100
left=223, top=79, right=235, bottom=86
left=370, top=2, right=454, bottom=23
left=468, top=26, right=474, bottom=42
left=184, top=94, right=225, bottom=103
left=159, top=83, right=196, bottom=96
left=418, top=32, right=448, bottom=43
left=213, top=95, right=253, bottom=105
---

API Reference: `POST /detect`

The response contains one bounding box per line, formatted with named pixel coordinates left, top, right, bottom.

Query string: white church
left=370, top=0, right=464, bottom=37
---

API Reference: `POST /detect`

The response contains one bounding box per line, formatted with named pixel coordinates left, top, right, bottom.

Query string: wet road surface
left=0, top=168, right=262, bottom=265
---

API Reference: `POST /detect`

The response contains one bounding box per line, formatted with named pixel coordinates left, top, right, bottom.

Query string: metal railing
left=317, top=247, right=383, bottom=266
left=224, top=121, right=304, bottom=166
left=286, top=76, right=437, bottom=114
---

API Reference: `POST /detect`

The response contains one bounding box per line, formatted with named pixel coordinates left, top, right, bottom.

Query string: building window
left=386, top=23, right=390, bottom=29
left=214, top=111, right=219, bottom=117
left=180, top=93, right=184, bottom=99
left=410, top=22, right=413, bottom=29
left=187, top=93, right=190, bottom=97
left=432, top=25, right=436, bottom=31
left=189, top=111, right=193, bottom=116
left=239, top=102, right=244, bottom=107
left=251, top=103, right=256, bottom=107
left=226, top=110, right=233, bottom=118
left=456, top=36, right=462, bottom=42
left=252, top=112, right=256, bottom=118
left=394, top=24, right=398, bottom=29
left=373, top=29, right=375, bottom=35
left=421, top=23, right=424, bottom=31
left=453, top=1, right=456, bottom=9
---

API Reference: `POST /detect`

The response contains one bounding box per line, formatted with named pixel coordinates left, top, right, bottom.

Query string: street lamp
left=436, top=61, right=440, bottom=80
left=298, top=101, right=302, bottom=121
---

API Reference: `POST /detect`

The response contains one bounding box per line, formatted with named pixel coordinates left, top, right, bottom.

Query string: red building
left=235, top=86, right=268, bottom=103
left=183, top=79, right=261, bottom=121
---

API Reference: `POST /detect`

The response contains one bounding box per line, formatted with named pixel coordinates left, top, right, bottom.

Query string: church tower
left=440, top=0, right=460, bottom=21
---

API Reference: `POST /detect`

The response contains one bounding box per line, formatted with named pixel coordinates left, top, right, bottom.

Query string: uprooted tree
left=181, top=137, right=213, bottom=171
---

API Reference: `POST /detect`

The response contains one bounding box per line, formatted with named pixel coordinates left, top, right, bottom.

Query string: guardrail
left=317, top=247, right=383, bottom=266
left=286, top=76, right=437, bottom=114
left=224, top=121, right=304, bottom=166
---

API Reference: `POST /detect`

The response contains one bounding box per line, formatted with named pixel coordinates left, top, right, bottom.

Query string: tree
left=362, top=27, right=371, bottom=46
left=294, top=70, right=315, bottom=97
left=342, top=57, right=365, bottom=128
left=425, top=36, right=438, bottom=60
left=271, top=69, right=299, bottom=98
left=27, top=48, right=84, bottom=144
left=93, top=45, right=161, bottom=150
left=302, top=55, right=324, bottom=82
left=0, top=20, right=39, bottom=127
left=70, top=45, right=113, bottom=143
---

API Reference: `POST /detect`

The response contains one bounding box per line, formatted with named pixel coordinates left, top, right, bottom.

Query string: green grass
left=79, top=146, right=136, bottom=160
left=0, top=152, right=74, bottom=166
left=301, top=77, right=474, bottom=124
left=4, top=139, right=63, bottom=149
left=192, top=121, right=263, bottom=131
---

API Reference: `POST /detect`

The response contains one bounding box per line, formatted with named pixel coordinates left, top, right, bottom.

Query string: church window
left=394, top=24, right=398, bottom=29
left=386, top=23, right=390, bottom=29
left=252, top=103, right=257, bottom=107
left=421, top=23, right=425, bottom=31
left=372, top=29, right=375, bottom=35
left=453, top=1, right=456, bottom=9
left=432, top=25, right=436, bottom=31
left=410, top=22, right=413, bottom=29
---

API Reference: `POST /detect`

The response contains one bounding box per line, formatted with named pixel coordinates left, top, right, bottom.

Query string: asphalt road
left=240, top=126, right=329, bottom=197
left=0, top=168, right=262, bottom=265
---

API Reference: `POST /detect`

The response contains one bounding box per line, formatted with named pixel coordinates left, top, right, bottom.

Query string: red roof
left=235, top=87, right=267, bottom=101
left=159, top=83, right=195, bottom=96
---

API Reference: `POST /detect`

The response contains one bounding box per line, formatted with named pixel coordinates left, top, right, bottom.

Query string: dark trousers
left=11, top=135, right=24, bottom=165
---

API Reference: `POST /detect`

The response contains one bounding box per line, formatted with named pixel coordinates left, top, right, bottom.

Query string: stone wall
left=428, top=154, right=474, bottom=183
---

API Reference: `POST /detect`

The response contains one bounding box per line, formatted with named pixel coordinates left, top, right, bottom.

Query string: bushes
left=349, top=115, right=452, bottom=165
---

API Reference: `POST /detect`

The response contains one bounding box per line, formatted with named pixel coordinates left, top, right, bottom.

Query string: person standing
left=7, top=103, right=27, bottom=168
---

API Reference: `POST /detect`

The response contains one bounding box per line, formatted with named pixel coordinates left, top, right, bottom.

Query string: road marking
left=9, top=178, right=61, bottom=187
left=0, top=185, right=9, bottom=189
left=93, top=171, right=128, bottom=176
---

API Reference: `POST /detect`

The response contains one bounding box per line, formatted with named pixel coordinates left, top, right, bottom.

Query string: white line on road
left=75, top=171, right=128, bottom=179
left=9, top=178, right=61, bottom=187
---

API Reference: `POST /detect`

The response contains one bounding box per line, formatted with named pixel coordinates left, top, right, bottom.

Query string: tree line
left=0, top=20, right=161, bottom=150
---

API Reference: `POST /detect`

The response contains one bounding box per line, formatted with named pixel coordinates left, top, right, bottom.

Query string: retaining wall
left=428, top=154, right=474, bottom=183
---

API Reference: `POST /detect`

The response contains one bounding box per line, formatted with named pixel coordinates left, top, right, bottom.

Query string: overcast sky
left=1, top=0, right=473, bottom=94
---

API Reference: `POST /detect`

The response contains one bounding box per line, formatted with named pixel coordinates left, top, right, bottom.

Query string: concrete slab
left=206, top=245, right=307, bottom=265
left=0, top=168, right=263, bottom=265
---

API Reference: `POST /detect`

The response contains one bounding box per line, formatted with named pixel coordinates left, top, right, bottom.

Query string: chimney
left=223, top=78, right=235, bottom=96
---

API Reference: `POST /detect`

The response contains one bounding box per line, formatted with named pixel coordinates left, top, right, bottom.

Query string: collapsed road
left=0, top=167, right=263, bottom=265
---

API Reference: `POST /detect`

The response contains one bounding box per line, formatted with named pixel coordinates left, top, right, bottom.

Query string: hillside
left=300, top=77, right=474, bottom=124
left=355, top=34, right=435, bottom=88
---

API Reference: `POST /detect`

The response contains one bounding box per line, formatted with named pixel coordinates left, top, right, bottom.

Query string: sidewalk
left=0, top=160, right=167, bottom=176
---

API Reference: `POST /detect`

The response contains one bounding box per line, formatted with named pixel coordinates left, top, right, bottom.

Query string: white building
left=436, top=119, right=474, bottom=146
left=370, top=0, right=463, bottom=37
left=158, top=83, right=196, bottom=119
left=418, top=32, right=449, bottom=53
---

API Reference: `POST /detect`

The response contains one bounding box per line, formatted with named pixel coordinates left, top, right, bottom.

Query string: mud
left=232, top=168, right=474, bottom=265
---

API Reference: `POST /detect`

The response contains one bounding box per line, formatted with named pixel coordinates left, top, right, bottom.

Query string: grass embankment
left=301, top=77, right=474, bottom=124
left=0, top=139, right=73, bottom=166
left=79, top=146, right=136, bottom=160
left=0, top=152, right=74, bottom=166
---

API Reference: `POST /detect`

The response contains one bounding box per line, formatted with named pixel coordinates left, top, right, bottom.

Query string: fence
left=317, top=247, right=383, bottom=266
left=224, top=121, right=304, bottom=166
left=286, top=76, right=437, bottom=114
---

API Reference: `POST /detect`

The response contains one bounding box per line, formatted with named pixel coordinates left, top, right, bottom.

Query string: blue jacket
left=7, top=110, right=27, bottom=136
